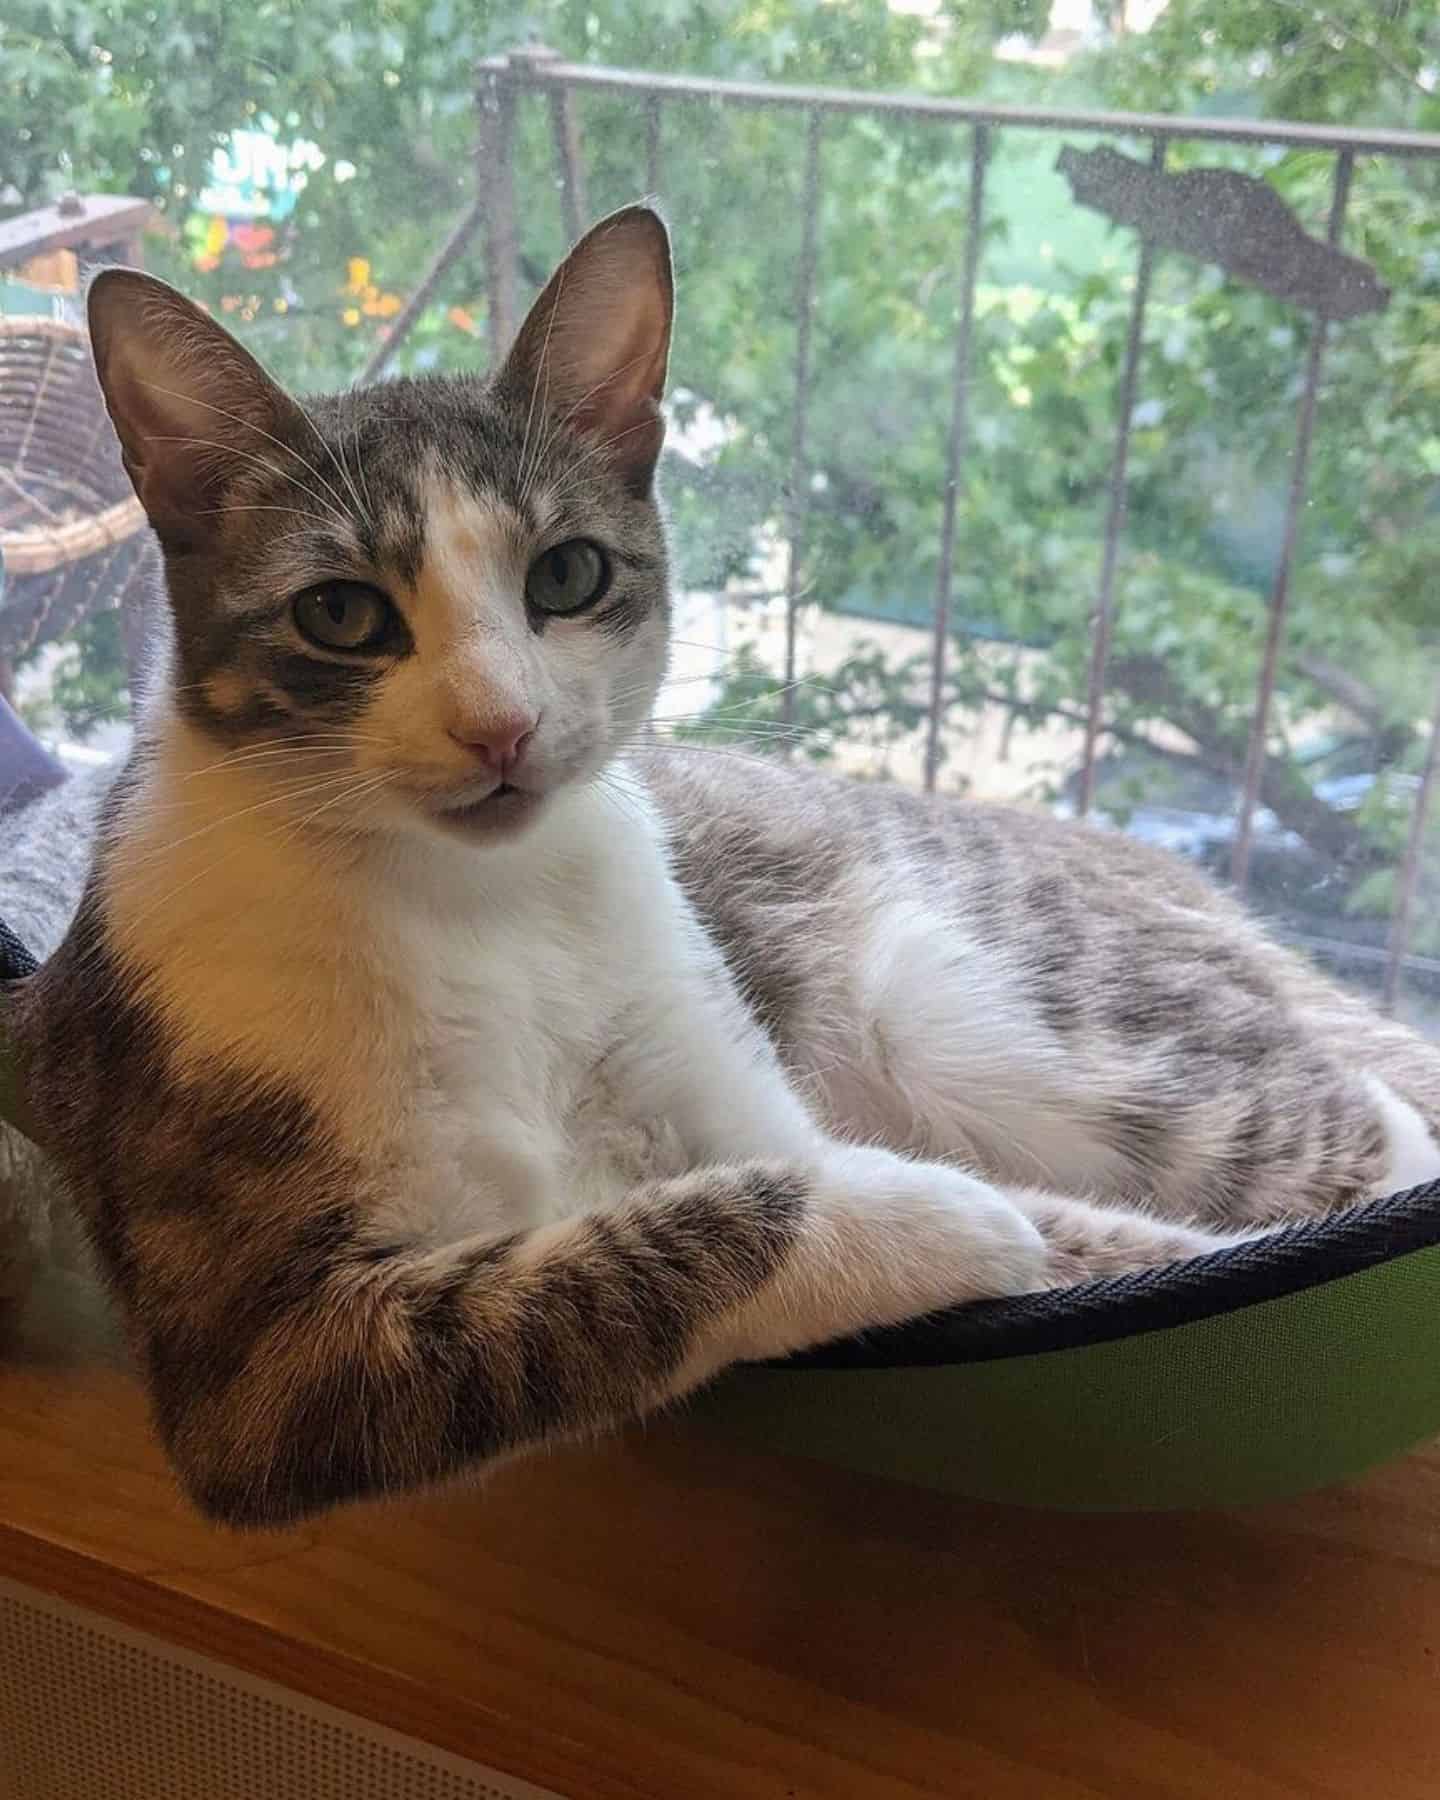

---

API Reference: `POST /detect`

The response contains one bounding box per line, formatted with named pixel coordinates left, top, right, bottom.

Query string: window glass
left=4, top=1, right=1438, bottom=1022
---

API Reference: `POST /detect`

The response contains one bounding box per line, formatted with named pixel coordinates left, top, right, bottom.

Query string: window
left=5, top=1, right=1439, bottom=1022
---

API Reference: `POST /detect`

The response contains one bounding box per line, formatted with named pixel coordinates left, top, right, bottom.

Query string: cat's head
left=88, top=205, right=673, bottom=844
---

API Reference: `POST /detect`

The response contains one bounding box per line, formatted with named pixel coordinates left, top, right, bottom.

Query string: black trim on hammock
left=0, top=913, right=36, bottom=982
left=5, top=902, right=1439, bottom=1377
left=781, top=1176, right=1440, bottom=1371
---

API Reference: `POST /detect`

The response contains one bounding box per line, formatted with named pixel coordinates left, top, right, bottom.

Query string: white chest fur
left=109, top=744, right=698, bottom=1247
left=387, top=790, right=693, bottom=1238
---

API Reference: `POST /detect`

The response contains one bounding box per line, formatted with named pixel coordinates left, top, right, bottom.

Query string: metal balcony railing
left=361, top=48, right=1440, bottom=1010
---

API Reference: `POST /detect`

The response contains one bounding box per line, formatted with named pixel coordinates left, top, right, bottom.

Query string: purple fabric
left=0, top=694, right=66, bottom=818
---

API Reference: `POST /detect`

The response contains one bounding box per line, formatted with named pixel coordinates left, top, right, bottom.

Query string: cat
left=10, top=204, right=1440, bottom=1528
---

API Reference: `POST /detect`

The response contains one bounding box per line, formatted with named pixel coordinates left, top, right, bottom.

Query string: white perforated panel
left=0, top=1573, right=566, bottom=1800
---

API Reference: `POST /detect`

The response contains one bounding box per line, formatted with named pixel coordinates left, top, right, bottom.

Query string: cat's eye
left=525, top=539, right=610, bottom=617
left=292, top=582, right=397, bottom=653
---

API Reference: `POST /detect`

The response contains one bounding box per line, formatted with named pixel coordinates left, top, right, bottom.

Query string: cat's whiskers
left=347, top=395, right=378, bottom=533
left=145, top=434, right=353, bottom=536
left=180, top=733, right=388, bottom=781
left=318, top=414, right=373, bottom=537
left=270, top=769, right=400, bottom=850
left=123, top=768, right=392, bottom=865
left=539, top=420, right=663, bottom=514
left=143, top=770, right=350, bottom=814
left=657, top=669, right=838, bottom=696
left=518, top=346, right=658, bottom=510
left=190, top=727, right=387, bottom=746
left=610, top=666, right=791, bottom=710
left=136, top=379, right=360, bottom=530
left=651, top=704, right=820, bottom=730
left=191, top=504, right=341, bottom=529
left=516, top=266, right=566, bottom=508
left=116, top=769, right=399, bottom=938
left=648, top=719, right=823, bottom=749
left=589, top=767, right=653, bottom=832
left=651, top=727, right=820, bottom=748
left=621, top=734, right=805, bottom=776
left=130, top=784, right=380, bottom=845
left=551, top=346, right=657, bottom=438
left=660, top=645, right=849, bottom=696
left=167, top=754, right=365, bottom=790
left=155, top=742, right=369, bottom=782
left=646, top=671, right=731, bottom=694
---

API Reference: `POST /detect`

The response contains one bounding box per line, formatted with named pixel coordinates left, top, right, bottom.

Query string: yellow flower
left=345, top=257, right=371, bottom=294
left=342, top=306, right=361, bottom=327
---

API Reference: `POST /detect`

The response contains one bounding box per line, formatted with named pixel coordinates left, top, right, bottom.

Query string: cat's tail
left=1012, top=1189, right=1259, bottom=1288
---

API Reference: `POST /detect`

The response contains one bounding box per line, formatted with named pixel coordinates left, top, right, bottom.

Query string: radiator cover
left=0, top=1572, right=566, bottom=1800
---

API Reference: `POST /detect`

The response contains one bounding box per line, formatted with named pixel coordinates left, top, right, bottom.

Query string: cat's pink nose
left=449, top=712, right=537, bottom=778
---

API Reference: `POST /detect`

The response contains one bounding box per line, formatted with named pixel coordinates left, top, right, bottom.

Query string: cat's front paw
left=818, top=1143, right=1047, bottom=1304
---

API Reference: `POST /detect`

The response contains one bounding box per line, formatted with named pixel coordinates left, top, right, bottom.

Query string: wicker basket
left=0, top=315, right=158, bottom=667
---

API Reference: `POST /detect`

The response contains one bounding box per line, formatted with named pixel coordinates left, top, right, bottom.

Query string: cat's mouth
left=432, top=781, right=543, bottom=838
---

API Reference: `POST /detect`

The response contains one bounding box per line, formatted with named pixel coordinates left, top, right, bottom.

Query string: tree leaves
left=9, top=0, right=1440, bottom=955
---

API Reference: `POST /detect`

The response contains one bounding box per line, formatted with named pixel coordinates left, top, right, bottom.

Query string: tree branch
left=1291, top=649, right=1400, bottom=735
left=960, top=654, right=1384, bottom=870
left=1108, top=652, right=1381, bottom=868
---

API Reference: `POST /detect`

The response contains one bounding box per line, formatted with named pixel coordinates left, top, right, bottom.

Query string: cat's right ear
left=499, top=204, right=673, bottom=496
left=88, top=269, right=304, bottom=544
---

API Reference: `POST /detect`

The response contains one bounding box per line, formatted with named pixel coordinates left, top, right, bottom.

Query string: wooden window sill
left=1, top=1261, right=1435, bottom=1798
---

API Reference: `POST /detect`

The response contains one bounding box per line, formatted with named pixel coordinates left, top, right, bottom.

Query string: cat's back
left=638, top=741, right=1268, bottom=1071
left=639, top=741, right=1239, bottom=949
left=639, top=744, right=1440, bottom=1209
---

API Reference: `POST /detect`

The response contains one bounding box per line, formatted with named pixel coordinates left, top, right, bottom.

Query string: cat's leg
left=1010, top=1189, right=1256, bottom=1286
left=608, top=952, right=1260, bottom=1290
left=125, top=1145, right=1044, bottom=1527
left=820, top=889, right=1440, bottom=1221
left=604, top=929, right=1073, bottom=1316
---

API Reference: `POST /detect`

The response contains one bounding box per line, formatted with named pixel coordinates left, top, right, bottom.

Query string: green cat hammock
left=699, top=1195, right=1440, bottom=1509
left=3, top=937, right=1437, bottom=1514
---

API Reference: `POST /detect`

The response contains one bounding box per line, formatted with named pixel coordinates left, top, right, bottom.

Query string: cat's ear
left=500, top=204, right=673, bottom=495
left=88, top=269, right=305, bottom=544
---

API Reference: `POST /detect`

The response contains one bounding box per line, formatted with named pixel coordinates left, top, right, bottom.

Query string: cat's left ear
left=88, top=268, right=307, bottom=546
left=500, top=204, right=673, bottom=496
